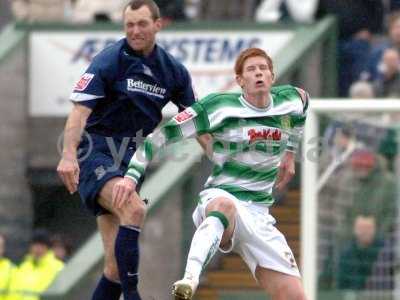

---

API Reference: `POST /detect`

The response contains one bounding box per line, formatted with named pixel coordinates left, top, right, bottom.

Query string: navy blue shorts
left=78, top=134, right=136, bottom=216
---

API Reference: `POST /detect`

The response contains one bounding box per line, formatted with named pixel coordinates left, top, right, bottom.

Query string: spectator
left=156, top=0, right=186, bottom=23
left=378, top=126, right=398, bottom=172
left=339, top=149, right=397, bottom=242
left=368, top=12, right=400, bottom=81
left=336, top=215, right=384, bottom=290
left=0, top=0, right=12, bottom=28
left=50, top=234, right=71, bottom=262
left=317, top=0, right=384, bottom=41
left=389, top=0, right=400, bottom=11
left=0, top=233, right=14, bottom=300
left=184, top=0, right=200, bottom=20
left=255, top=0, right=319, bottom=23
left=7, top=229, right=64, bottom=300
left=349, top=81, right=375, bottom=99
left=196, top=0, right=256, bottom=21
left=316, top=0, right=384, bottom=96
left=72, top=0, right=127, bottom=23
left=318, top=127, right=397, bottom=289
left=365, top=231, right=395, bottom=290
left=10, top=0, right=71, bottom=22
left=373, top=48, right=400, bottom=97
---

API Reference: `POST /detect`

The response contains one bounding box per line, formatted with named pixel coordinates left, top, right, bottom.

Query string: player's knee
left=132, top=202, right=147, bottom=221
left=212, top=198, right=236, bottom=217
left=121, top=201, right=147, bottom=224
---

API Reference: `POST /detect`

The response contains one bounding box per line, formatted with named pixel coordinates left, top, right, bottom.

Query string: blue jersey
left=70, top=38, right=195, bottom=140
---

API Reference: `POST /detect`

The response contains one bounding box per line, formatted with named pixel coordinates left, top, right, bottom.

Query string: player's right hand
left=112, top=177, right=137, bottom=209
left=57, top=155, right=79, bottom=194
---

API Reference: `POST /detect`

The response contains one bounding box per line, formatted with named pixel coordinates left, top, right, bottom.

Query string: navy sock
left=91, top=274, right=121, bottom=300
left=115, top=225, right=142, bottom=300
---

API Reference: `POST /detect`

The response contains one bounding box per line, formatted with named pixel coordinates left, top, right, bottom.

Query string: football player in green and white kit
left=113, top=48, right=308, bottom=300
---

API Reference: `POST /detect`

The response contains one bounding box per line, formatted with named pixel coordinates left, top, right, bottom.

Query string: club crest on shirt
left=173, top=107, right=197, bottom=124
left=142, top=64, right=154, bottom=77
left=94, top=165, right=106, bottom=180
left=74, top=73, right=95, bottom=91
left=281, top=116, right=291, bottom=130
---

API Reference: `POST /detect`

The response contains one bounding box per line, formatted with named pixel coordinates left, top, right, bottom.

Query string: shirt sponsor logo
left=74, top=73, right=95, bottom=91
left=173, top=108, right=197, bottom=124
left=126, top=79, right=166, bottom=99
left=248, top=128, right=281, bottom=144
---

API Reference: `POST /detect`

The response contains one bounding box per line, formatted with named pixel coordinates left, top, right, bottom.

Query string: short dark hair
left=31, top=229, right=51, bottom=247
left=234, top=48, right=274, bottom=76
left=51, top=234, right=72, bottom=254
left=388, top=11, right=400, bottom=29
left=124, top=0, right=161, bottom=20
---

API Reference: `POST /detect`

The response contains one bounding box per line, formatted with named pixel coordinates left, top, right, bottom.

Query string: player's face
left=236, top=56, right=274, bottom=97
left=123, top=5, right=162, bottom=55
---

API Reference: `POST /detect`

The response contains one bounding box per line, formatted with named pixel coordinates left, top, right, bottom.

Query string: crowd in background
left=318, top=141, right=397, bottom=290
left=0, top=230, right=69, bottom=299
left=3, top=0, right=400, bottom=99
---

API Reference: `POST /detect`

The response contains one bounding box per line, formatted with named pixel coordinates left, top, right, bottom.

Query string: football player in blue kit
left=57, top=1, right=202, bottom=299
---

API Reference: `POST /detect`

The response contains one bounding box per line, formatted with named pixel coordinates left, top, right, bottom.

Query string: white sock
left=183, top=216, right=225, bottom=281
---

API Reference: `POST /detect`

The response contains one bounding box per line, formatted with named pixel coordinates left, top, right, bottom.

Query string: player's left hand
left=112, top=177, right=137, bottom=209
left=275, top=151, right=295, bottom=191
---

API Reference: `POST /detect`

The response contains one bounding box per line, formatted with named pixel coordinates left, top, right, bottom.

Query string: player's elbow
left=71, top=103, right=92, bottom=119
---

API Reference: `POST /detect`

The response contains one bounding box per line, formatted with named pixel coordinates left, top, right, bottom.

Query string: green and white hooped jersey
left=126, top=85, right=308, bottom=206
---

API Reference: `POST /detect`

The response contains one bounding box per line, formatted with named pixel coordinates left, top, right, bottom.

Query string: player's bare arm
left=196, top=133, right=213, bottom=157
left=275, top=151, right=296, bottom=191
left=57, top=104, right=92, bottom=194
left=274, top=87, right=308, bottom=191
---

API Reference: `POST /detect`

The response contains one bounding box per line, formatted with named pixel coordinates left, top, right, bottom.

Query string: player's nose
left=131, top=25, right=141, bottom=35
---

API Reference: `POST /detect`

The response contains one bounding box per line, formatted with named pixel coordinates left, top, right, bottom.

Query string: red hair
left=234, top=48, right=274, bottom=75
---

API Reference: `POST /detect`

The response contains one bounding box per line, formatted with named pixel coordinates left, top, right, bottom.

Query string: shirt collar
left=239, top=94, right=273, bottom=112
left=123, top=38, right=158, bottom=61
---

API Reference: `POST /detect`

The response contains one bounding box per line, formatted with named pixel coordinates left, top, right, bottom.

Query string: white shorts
left=192, top=188, right=300, bottom=278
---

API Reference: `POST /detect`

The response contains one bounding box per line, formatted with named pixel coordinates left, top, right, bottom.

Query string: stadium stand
left=71, top=0, right=127, bottom=23
left=11, top=0, right=71, bottom=22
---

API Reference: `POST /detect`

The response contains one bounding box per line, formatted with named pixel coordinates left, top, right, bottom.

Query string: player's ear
left=236, top=74, right=244, bottom=88
left=271, top=72, right=276, bottom=83
left=154, top=18, right=162, bottom=32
